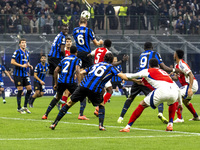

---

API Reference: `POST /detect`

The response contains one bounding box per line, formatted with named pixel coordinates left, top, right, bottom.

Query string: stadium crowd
left=1, top=0, right=200, bottom=34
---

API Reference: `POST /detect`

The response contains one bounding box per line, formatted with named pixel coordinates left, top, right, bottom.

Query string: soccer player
left=42, top=46, right=81, bottom=120
left=117, top=42, right=179, bottom=124
left=49, top=53, right=131, bottom=131
left=111, top=57, right=129, bottom=98
left=0, top=64, right=14, bottom=103
left=64, top=37, right=72, bottom=57
left=29, top=55, right=49, bottom=107
left=172, top=50, right=200, bottom=122
left=120, top=58, right=182, bottom=132
left=73, top=17, right=103, bottom=70
left=11, top=38, right=33, bottom=114
left=48, top=24, right=69, bottom=90
left=88, top=39, right=128, bottom=116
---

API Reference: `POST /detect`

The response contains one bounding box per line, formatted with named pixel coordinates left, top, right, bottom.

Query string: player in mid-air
left=120, top=58, right=182, bottom=132
left=11, top=38, right=33, bottom=114
left=171, top=50, right=200, bottom=123
left=29, top=55, right=49, bottom=107
left=0, top=64, right=14, bottom=104
left=117, top=42, right=179, bottom=124
left=42, top=46, right=81, bottom=120
left=49, top=53, right=132, bottom=131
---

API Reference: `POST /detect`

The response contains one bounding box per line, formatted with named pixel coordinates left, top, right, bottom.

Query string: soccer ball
left=81, top=10, right=91, bottom=20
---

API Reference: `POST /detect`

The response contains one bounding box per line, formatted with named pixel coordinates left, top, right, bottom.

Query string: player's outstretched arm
left=159, top=62, right=180, bottom=73
left=93, top=39, right=103, bottom=46
left=112, top=55, right=129, bottom=66
left=4, top=70, right=14, bottom=83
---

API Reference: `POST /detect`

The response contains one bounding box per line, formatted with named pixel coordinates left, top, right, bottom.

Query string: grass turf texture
left=0, top=95, right=200, bottom=150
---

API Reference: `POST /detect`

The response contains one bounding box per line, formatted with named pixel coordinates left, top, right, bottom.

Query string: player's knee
left=183, top=99, right=190, bottom=105
left=140, top=100, right=148, bottom=108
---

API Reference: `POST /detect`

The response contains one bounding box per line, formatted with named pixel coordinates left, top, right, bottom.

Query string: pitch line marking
left=0, top=135, right=198, bottom=141
left=1, top=117, right=200, bottom=136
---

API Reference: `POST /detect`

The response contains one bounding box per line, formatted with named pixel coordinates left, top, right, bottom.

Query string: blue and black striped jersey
left=139, top=50, right=163, bottom=71
left=111, top=65, right=122, bottom=82
left=58, top=55, right=82, bottom=84
left=48, top=32, right=66, bottom=59
left=72, top=26, right=95, bottom=53
left=34, top=62, right=49, bottom=83
left=12, top=49, right=30, bottom=77
left=0, top=65, right=5, bottom=82
left=80, top=62, right=120, bottom=93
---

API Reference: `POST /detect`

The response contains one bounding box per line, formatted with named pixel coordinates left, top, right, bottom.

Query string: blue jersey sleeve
left=34, top=64, right=39, bottom=73
left=12, top=50, right=19, bottom=59
left=2, top=66, right=5, bottom=72
left=76, top=59, right=82, bottom=67
left=89, top=29, right=95, bottom=41
left=155, top=52, right=163, bottom=64
left=111, top=66, right=120, bottom=76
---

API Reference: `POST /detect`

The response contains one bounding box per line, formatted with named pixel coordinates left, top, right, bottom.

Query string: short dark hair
left=70, top=46, right=77, bottom=54
left=19, top=38, right=26, bottom=44
left=66, top=37, right=71, bottom=41
left=176, top=49, right=184, bottom=59
left=104, top=39, right=112, bottom=48
left=144, top=42, right=153, bottom=50
left=104, top=53, right=114, bottom=64
left=41, top=54, right=46, bottom=58
left=149, top=58, right=159, bottom=68
left=79, top=17, right=87, bottom=24
left=62, top=24, right=69, bottom=30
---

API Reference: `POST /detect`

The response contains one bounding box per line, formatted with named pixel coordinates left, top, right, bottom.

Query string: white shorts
left=180, top=79, right=198, bottom=100
left=144, top=85, right=179, bottom=109
left=105, top=80, right=112, bottom=88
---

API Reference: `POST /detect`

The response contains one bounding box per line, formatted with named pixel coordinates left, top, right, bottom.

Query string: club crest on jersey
left=18, top=82, right=21, bottom=85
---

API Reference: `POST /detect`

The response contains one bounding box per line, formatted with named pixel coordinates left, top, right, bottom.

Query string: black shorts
left=71, top=86, right=103, bottom=106
left=48, top=57, right=61, bottom=75
left=130, top=82, right=152, bottom=97
left=112, top=81, right=123, bottom=89
left=14, top=76, right=31, bottom=87
left=34, top=81, right=45, bottom=92
left=77, top=51, right=93, bottom=69
left=57, top=83, right=78, bottom=96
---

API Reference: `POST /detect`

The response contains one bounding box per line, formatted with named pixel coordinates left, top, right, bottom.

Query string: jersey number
left=77, top=35, right=85, bottom=45
left=62, top=62, right=70, bottom=73
left=95, top=53, right=101, bottom=64
left=158, top=69, right=168, bottom=76
left=140, top=56, right=147, bottom=68
left=89, top=64, right=106, bottom=77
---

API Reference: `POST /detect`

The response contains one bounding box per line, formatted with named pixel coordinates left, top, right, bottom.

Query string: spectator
left=11, top=4, right=19, bottom=14
left=89, top=2, right=96, bottom=31
left=169, top=4, right=177, bottom=16
left=146, top=1, right=155, bottom=30
left=98, top=0, right=105, bottom=30
left=45, top=14, right=54, bottom=34
left=118, top=3, right=128, bottom=30
left=192, top=0, right=199, bottom=15
left=8, top=14, right=17, bottom=33
left=186, top=2, right=191, bottom=12
left=25, top=8, right=33, bottom=20
left=54, top=0, right=65, bottom=15
left=64, top=0, right=71, bottom=13
left=0, top=11, right=5, bottom=33
left=16, top=15, right=22, bottom=34
left=37, top=14, right=45, bottom=33
left=171, top=11, right=178, bottom=29
left=105, top=1, right=115, bottom=30
left=183, top=11, right=191, bottom=33
left=69, top=3, right=75, bottom=15
left=22, top=15, right=30, bottom=33
left=30, top=16, right=39, bottom=33
left=190, top=15, right=199, bottom=34
left=71, top=0, right=80, bottom=8
left=128, top=2, right=137, bottom=30
left=36, top=0, right=45, bottom=9
left=176, top=16, right=184, bottom=34
left=4, top=3, right=12, bottom=14
left=54, top=15, right=62, bottom=33
left=73, top=5, right=81, bottom=27
left=44, top=4, right=50, bottom=16
left=137, top=2, right=146, bottom=30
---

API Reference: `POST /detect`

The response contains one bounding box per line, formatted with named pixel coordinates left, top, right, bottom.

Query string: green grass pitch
left=0, top=95, right=200, bottom=150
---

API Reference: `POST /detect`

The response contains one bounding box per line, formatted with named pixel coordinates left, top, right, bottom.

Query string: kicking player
left=117, top=42, right=179, bottom=124
left=172, top=50, right=200, bottom=122
left=11, top=38, right=33, bottom=114
left=49, top=53, right=131, bottom=131
left=29, top=55, right=49, bottom=107
left=0, top=64, right=14, bottom=103
left=120, top=58, right=182, bottom=132
left=42, top=46, right=81, bottom=120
